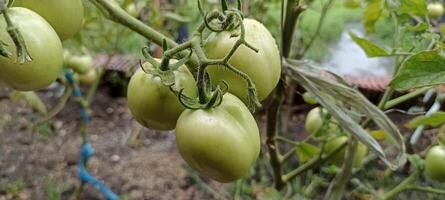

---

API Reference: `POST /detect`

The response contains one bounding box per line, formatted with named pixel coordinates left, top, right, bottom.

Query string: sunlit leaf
left=399, top=0, right=428, bottom=16
left=364, top=0, right=383, bottom=32
left=391, top=50, right=445, bottom=90
left=368, top=129, right=387, bottom=140
left=349, top=32, right=389, bottom=57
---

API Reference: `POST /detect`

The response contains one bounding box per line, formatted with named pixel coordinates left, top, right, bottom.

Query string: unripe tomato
left=125, top=3, right=139, bottom=17
left=79, top=69, right=98, bottom=85
left=305, top=107, right=337, bottom=136
left=127, top=61, right=197, bottom=131
left=303, top=92, right=318, bottom=105
left=13, top=0, right=84, bottom=41
left=324, top=136, right=367, bottom=168
left=204, top=18, right=281, bottom=103
left=176, top=93, right=260, bottom=182
left=0, top=8, right=63, bottom=91
left=425, top=145, right=445, bottom=182
left=66, top=54, right=94, bottom=75
left=428, top=3, right=444, bottom=19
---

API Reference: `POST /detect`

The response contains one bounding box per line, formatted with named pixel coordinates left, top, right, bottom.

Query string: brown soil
left=0, top=87, right=225, bottom=200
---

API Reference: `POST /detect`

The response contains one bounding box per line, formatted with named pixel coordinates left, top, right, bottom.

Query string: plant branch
left=266, top=81, right=286, bottom=189
left=89, top=0, right=199, bottom=72
left=282, top=141, right=347, bottom=182
left=282, top=0, right=305, bottom=58
left=384, top=87, right=431, bottom=110
left=324, top=137, right=358, bottom=200
left=298, top=0, right=335, bottom=57
left=381, top=172, right=418, bottom=200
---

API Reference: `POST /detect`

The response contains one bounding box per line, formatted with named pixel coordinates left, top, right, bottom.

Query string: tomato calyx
left=174, top=72, right=228, bottom=110
left=0, top=3, right=32, bottom=62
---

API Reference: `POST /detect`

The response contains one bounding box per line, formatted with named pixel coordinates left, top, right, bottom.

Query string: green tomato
left=428, top=3, right=444, bottom=19
left=0, top=8, right=63, bottom=91
left=66, top=54, right=94, bottom=75
left=204, top=18, right=281, bottom=103
left=303, top=92, right=318, bottom=105
left=324, top=136, right=368, bottom=168
left=79, top=69, right=98, bottom=85
left=127, top=61, right=197, bottom=131
left=425, top=145, right=445, bottom=182
left=13, top=0, right=84, bottom=41
left=125, top=3, right=139, bottom=17
left=176, top=93, right=260, bottom=182
left=305, top=107, right=337, bottom=136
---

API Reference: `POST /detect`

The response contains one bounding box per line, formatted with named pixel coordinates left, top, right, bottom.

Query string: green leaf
left=363, top=0, right=383, bottom=32
left=164, top=12, right=191, bottom=23
left=349, top=32, right=389, bottom=57
left=11, top=91, right=47, bottom=114
left=399, top=0, right=428, bottom=16
left=391, top=50, right=445, bottom=90
left=295, top=142, right=321, bottom=163
left=407, top=112, right=445, bottom=128
left=368, top=129, right=387, bottom=140
left=405, top=22, right=429, bottom=32
left=407, top=154, right=424, bottom=171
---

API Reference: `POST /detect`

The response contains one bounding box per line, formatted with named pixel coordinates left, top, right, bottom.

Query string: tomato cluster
left=127, top=19, right=280, bottom=182
left=0, top=0, right=84, bottom=91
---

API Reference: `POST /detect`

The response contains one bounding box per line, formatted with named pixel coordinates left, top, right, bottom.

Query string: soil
left=0, top=86, right=225, bottom=200
left=0, top=85, right=438, bottom=200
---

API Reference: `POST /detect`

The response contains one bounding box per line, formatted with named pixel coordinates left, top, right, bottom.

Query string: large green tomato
left=425, top=145, right=445, bottom=182
left=127, top=61, right=197, bottom=131
left=305, top=107, right=338, bottom=136
left=0, top=8, right=63, bottom=91
left=204, top=18, right=281, bottom=103
left=13, top=0, right=84, bottom=41
left=324, top=136, right=368, bottom=168
left=428, top=3, right=444, bottom=19
left=176, top=93, right=260, bottom=182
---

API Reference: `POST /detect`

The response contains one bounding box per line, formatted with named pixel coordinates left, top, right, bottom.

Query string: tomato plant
left=0, top=7, right=63, bottom=91
left=204, top=18, right=281, bottom=103
left=13, top=0, right=84, bottom=41
left=324, top=136, right=367, bottom=168
left=175, top=93, right=260, bottom=182
left=4, top=0, right=445, bottom=199
left=127, top=60, right=197, bottom=131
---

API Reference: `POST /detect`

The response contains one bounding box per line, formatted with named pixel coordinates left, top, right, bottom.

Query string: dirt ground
left=0, top=87, right=227, bottom=200
left=0, top=85, right=436, bottom=200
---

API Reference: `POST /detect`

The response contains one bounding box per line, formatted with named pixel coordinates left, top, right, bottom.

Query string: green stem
left=298, top=0, right=335, bottom=57
left=384, top=87, right=431, bottom=110
left=282, top=141, right=347, bottom=182
left=381, top=172, right=418, bottom=200
left=276, top=136, right=300, bottom=145
left=266, top=81, right=285, bottom=190
left=90, top=0, right=199, bottom=72
left=282, top=0, right=304, bottom=58
left=406, top=186, right=445, bottom=196
left=324, top=137, right=358, bottom=200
